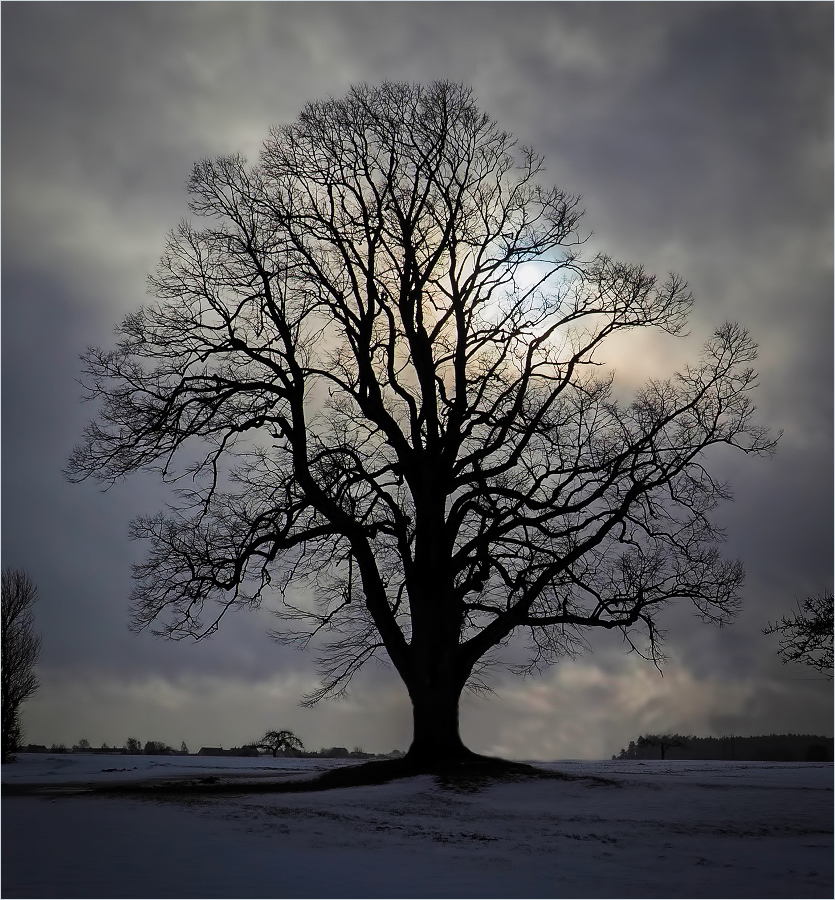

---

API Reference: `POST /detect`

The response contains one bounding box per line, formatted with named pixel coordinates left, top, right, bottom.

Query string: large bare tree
left=2, top=569, right=41, bottom=761
left=68, top=82, right=774, bottom=768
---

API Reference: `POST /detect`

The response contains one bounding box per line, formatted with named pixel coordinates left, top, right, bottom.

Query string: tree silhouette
left=68, top=82, right=774, bottom=768
left=2, top=569, right=41, bottom=762
left=765, top=592, right=833, bottom=678
left=637, top=734, right=686, bottom=760
left=257, top=729, right=304, bottom=757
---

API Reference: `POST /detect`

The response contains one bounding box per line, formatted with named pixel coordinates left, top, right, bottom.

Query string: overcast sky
left=3, top=3, right=832, bottom=758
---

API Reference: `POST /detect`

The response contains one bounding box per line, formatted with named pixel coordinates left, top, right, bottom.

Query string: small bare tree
left=257, top=729, right=304, bottom=757
left=2, top=569, right=41, bottom=762
left=68, top=82, right=774, bottom=770
left=765, top=593, right=833, bottom=679
left=637, top=734, right=687, bottom=760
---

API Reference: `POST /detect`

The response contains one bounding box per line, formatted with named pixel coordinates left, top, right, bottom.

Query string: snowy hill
left=2, top=755, right=832, bottom=898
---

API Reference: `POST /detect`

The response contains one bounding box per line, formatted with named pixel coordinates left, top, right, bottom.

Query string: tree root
left=4, top=754, right=618, bottom=798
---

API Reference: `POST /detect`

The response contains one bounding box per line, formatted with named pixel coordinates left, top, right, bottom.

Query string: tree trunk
left=402, top=496, right=476, bottom=768
left=404, top=679, right=473, bottom=765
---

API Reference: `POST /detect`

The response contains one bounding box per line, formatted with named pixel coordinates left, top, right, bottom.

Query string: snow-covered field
left=2, top=754, right=832, bottom=898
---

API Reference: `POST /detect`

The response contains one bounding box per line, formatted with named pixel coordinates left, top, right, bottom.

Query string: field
left=2, top=754, right=832, bottom=898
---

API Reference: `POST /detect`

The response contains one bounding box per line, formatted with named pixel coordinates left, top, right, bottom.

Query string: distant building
left=197, top=746, right=260, bottom=757
left=234, top=745, right=260, bottom=757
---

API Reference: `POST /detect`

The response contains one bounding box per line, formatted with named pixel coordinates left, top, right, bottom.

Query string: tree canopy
left=68, top=82, right=774, bottom=766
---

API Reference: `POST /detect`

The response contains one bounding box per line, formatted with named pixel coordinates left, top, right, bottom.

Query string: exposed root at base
left=309, top=754, right=553, bottom=791
left=4, top=755, right=619, bottom=798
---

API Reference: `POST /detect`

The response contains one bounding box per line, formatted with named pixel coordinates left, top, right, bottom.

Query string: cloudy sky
left=3, top=3, right=832, bottom=758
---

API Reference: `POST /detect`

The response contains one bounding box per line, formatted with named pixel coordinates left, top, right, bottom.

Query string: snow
left=0, top=751, right=352, bottom=786
left=3, top=755, right=832, bottom=898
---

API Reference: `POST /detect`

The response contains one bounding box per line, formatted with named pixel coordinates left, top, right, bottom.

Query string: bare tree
left=765, top=593, right=833, bottom=679
left=257, top=729, right=304, bottom=757
left=2, top=569, right=41, bottom=762
left=637, top=734, right=687, bottom=760
left=67, top=82, right=774, bottom=769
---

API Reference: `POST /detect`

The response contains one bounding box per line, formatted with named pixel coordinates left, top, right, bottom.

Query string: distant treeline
left=194, top=745, right=401, bottom=760
left=614, top=733, right=833, bottom=762
left=21, top=740, right=186, bottom=756
left=20, top=742, right=405, bottom=760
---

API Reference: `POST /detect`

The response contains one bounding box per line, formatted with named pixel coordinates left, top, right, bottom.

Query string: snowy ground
left=2, top=754, right=832, bottom=898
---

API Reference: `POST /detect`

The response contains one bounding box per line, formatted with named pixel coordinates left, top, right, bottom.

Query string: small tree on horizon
left=67, top=81, right=775, bottom=769
left=637, top=734, right=687, bottom=760
left=257, top=729, right=304, bottom=757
